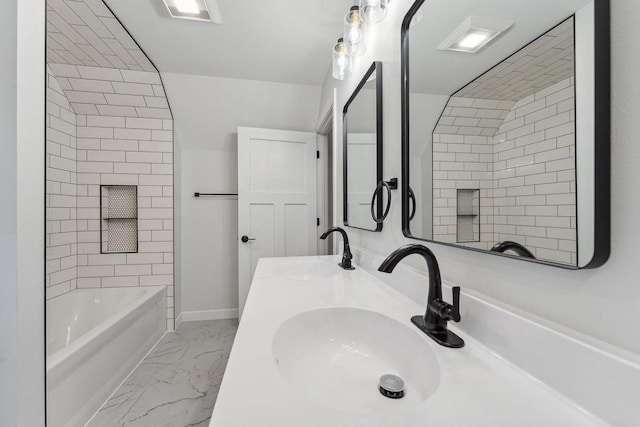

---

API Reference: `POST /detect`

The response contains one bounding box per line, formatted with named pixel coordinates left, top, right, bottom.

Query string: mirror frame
left=343, top=61, right=384, bottom=232
left=400, top=0, right=610, bottom=269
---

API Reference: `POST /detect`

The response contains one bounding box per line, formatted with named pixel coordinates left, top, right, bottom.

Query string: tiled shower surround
left=46, top=66, right=78, bottom=299
left=433, top=77, right=577, bottom=265
left=46, top=64, right=175, bottom=328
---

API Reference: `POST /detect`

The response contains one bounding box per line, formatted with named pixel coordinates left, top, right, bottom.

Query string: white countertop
left=210, top=255, right=607, bottom=427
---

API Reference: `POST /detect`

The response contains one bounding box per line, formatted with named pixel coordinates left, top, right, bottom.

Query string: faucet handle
left=451, top=287, right=461, bottom=322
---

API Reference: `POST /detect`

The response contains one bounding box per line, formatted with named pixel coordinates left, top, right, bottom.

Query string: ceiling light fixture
left=175, top=0, right=199, bottom=14
left=332, top=37, right=351, bottom=81
left=359, top=0, right=388, bottom=24
left=438, top=17, right=512, bottom=53
left=162, top=0, right=222, bottom=23
left=344, top=6, right=366, bottom=57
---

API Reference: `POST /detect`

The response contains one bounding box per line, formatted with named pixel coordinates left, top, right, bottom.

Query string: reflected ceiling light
left=409, top=9, right=423, bottom=27
left=438, top=17, right=512, bottom=53
left=175, top=0, right=198, bottom=14
left=359, top=0, right=388, bottom=24
left=162, top=0, right=222, bottom=23
left=344, top=6, right=366, bottom=56
left=332, top=37, right=351, bottom=81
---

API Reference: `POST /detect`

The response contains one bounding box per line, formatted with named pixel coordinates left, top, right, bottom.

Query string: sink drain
left=379, top=374, right=405, bottom=399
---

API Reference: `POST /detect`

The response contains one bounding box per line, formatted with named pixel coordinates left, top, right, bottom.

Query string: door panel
left=238, top=127, right=318, bottom=315
left=284, top=204, right=310, bottom=257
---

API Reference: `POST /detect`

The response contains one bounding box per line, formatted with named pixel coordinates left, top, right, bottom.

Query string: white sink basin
left=272, top=260, right=340, bottom=281
left=272, top=307, right=440, bottom=412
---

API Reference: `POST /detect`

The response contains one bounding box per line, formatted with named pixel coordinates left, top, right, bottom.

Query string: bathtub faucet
left=320, top=227, right=354, bottom=270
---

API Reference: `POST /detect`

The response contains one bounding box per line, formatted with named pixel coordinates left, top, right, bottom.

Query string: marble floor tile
left=87, top=319, right=238, bottom=427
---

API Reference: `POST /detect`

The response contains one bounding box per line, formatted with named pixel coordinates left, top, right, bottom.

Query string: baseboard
left=175, top=312, right=183, bottom=330
left=181, top=309, right=239, bottom=322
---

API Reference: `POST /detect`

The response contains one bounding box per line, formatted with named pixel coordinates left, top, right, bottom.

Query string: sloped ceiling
left=455, top=18, right=575, bottom=101
left=47, top=0, right=156, bottom=71
left=102, top=0, right=347, bottom=85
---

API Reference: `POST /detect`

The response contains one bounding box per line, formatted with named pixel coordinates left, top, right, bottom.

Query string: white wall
left=320, top=0, right=640, bottom=359
left=0, top=0, right=46, bottom=425
left=163, top=73, right=321, bottom=315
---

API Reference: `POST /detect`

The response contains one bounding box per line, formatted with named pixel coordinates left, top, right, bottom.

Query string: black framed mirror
left=344, top=61, right=384, bottom=231
left=401, top=0, right=610, bottom=268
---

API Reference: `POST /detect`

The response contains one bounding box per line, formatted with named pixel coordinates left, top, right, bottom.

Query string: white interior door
left=238, top=127, right=318, bottom=316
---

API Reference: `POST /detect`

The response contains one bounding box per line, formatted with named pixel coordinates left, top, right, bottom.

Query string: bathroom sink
left=271, top=259, right=340, bottom=281
left=272, top=307, right=440, bottom=412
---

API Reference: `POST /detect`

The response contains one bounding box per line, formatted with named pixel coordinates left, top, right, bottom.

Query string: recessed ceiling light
left=162, top=0, right=222, bottom=23
left=438, top=17, right=512, bottom=53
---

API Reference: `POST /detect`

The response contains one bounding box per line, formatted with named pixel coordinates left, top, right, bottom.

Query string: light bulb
left=458, top=31, right=490, bottom=49
left=344, top=6, right=366, bottom=56
left=349, top=26, right=362, bottom=44
left=332, top=38, right=351, bottom=80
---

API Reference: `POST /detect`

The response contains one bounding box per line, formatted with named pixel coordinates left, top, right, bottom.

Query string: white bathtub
left=46, top=287, right=167, bottom=427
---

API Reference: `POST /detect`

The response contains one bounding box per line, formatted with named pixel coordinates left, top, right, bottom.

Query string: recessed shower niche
left=101, top=185, right=139, bottom=254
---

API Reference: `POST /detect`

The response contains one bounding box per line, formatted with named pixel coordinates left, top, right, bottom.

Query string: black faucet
left=490, top=241, right=535, bottom=259
left=320, top=227, right=354, bottom=270
left=378, top=244, right=464, bottom=348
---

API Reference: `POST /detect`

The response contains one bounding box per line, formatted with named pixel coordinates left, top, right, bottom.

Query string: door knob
left=241, top=235, right=256, bottom=243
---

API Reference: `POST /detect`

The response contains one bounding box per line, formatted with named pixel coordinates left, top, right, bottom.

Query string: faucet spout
left=490, top=241, right=535, bottom=258
left=320, top=227, right=354, bottom=270
left=379, top=244, right=464, bottom=348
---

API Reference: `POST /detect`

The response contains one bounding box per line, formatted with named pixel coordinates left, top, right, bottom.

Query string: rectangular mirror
left=344, top=61, right=384, bottom=231
left=401, top=0, right=609, bottom=268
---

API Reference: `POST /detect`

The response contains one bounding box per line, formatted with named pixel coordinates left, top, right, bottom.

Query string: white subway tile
left=101, top=276, right=140, bottom=287
left=100, top=174, right=139, bottom=185
left=105, top=93, right=146, bottom=107
left=112, top=81, right=155, bottom=96
left=78, top=265, right=115, bottom=277
left=125, top=117, right=163, bottom=130
left=86, top=115, right=126, bottom=128
left=115, top=264, right=152, bottom=276
left=113, top=128, right=151, bottom=140
left=96, top=104, right=138, bottom=117
left=76, top=66, right=123, bottom=81
left=126, top=151, right=163, bottom=163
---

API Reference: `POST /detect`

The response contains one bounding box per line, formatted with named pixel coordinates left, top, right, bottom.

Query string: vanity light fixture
left=359, top=0, right=388, bottom=24
left=438, top=17, right=512, bottom=53
left=162, top=0, right=222, bottom=23
left=332, top=37, right=351, bottom=81
left=344, top=6, right=366, bottom=56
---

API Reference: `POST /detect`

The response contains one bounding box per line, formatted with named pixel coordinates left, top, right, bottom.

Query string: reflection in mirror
left=402, top=0, right=610, bottom=268
left=344, top=62, right=383, bottom=231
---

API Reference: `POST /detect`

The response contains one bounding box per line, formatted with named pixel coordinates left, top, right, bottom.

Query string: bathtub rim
left=46, top=286, right=166, bottom=372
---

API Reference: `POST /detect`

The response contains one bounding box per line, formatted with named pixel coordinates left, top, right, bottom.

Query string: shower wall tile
left=46, top=63, right=175, bottom=329
left=46, top=66, right=78, bottom=300
left=432, top=78, right=576, bottom=265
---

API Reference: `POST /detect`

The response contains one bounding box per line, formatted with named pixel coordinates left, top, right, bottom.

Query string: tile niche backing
left=101, top=185, right=138, bottom=254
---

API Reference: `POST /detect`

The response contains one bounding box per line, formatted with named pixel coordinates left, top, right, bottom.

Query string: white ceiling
left=103, top=0, right=349, bottom=85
